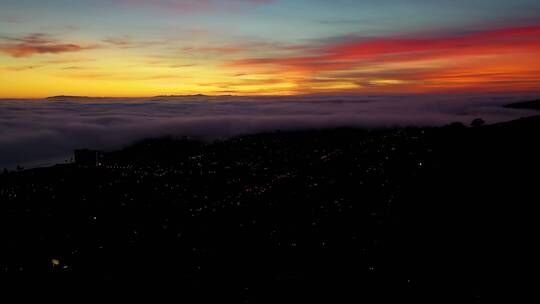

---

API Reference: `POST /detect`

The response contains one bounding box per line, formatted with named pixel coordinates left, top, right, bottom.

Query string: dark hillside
left=1, top=116, right=539, bottom=301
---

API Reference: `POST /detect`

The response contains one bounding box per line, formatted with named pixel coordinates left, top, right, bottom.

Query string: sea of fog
left=1, top=94, right=539, bottom=169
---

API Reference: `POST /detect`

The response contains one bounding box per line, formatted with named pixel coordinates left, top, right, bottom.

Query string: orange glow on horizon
left=2, top=25, right=540, bottom=98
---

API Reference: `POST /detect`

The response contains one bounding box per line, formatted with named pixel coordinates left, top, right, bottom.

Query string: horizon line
left=2, top=90, right=540, bottom=100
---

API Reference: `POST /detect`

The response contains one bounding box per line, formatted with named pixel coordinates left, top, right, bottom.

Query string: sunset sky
left=1, top=0, right=540, bottom=98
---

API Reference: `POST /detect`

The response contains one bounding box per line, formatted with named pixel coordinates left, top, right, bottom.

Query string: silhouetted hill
left=503, top=99, right=540, bottom=110
left=155, top=94, right=209, bottom=98
left=45, top=95, right=92, bottom=99
left=1, top=116, right=538, bottom=301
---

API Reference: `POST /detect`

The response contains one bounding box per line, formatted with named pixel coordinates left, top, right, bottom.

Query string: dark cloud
left=5, top=65, right=43, bottom=71
left=1, top=94, right=539, bottom=169
left=0, top=15, right=22, bottom=24
left=102, top=36, right=164, bottom=49
left=121, top=0, right=276, bottom=13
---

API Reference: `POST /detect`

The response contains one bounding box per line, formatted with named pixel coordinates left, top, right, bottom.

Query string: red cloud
left=233, top=25, right=540, bottom=72
left=229, top=25, right=540, bottom=93
left=0, top=34, right=97, bottom=58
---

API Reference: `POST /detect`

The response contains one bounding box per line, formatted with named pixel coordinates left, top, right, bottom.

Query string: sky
left=1, top=0, right=540, bottom=97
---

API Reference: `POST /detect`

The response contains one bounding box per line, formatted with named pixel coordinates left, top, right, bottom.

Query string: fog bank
left=1, top=94, right=538, bottom=168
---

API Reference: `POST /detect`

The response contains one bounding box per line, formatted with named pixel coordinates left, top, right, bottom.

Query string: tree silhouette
left=471, top=118, right=485, bottom=127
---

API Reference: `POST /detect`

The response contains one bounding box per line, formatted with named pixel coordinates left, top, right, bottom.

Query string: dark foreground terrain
left=504, top=99, right=540, bottom=110
left=1, top=116, right=539, bottom=301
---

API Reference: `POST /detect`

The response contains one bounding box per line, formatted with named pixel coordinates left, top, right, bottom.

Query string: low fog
left=1, top=94, right=538, bottom=169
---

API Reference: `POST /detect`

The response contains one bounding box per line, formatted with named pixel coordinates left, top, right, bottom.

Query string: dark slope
left=1, top=116, right=539, bottom=301
left=504, top=99, right=540, bottom=110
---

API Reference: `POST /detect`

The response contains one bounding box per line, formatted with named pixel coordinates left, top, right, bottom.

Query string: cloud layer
left=1, top=94, right=538, bottom=168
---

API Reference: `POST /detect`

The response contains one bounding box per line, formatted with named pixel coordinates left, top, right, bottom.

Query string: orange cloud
left=0, top=34, right=97, bottom=58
